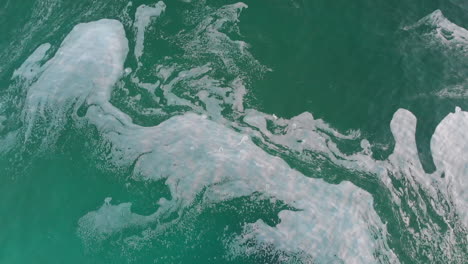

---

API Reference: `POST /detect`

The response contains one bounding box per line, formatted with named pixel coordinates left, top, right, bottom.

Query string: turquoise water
left=1, top=0, right=467, bottom=263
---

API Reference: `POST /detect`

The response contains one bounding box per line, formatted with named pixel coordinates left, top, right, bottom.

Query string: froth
left=9, top=4, right=468, bottom=263
left=134, top=1, right=166, bottom=65
left=21, top=19, right=128, bottom=144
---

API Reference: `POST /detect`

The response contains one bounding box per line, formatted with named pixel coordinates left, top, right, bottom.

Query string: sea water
left=0, top=0, right=467, bottom=263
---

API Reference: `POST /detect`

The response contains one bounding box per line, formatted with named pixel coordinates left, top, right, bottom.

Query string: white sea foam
left=126, top=2, right=265, bottom=121
left=436, top=85, right=468, bottom=99
left=178, top=2, right=268, bottom=77
left=13, top=3, right=468, bottom=263
left=78, top=197, right=158, bottom=243
left=12, top=43, right=51, bottom=81
left=0, top=115, right=5, bottom=131
left=229, top=77, right=247, bottom=112
left=243, top=106, right=468, bottom=260
left=134, top=1, right=166, bottom=64
left=0, top=0, right=60, bottom=75
left=82, top=107, right=396, bottom=263
left=0, top=131, right=18, bottom=154
left=14, top=13, right=396, bottom=262
left=246, top=104, right=468, bottom=230
left=376, top=97, right=468, bottom=232
left=243, top=109, right=361, bottom=163
left=0, top=115, right=17, bottom=153
left=431, top=107, right=468, bottom=227
left=21, top=19, right=128, bottom=143
left=402, top=10, right=468, bottom=100
left=404, top=10, right=468, bottom=46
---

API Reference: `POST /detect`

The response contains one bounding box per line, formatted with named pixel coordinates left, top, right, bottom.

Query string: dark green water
left=1, top=0, right=467, bottom=263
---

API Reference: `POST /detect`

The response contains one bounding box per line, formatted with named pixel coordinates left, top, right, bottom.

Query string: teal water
left=1, top=0, right=467, bottom=263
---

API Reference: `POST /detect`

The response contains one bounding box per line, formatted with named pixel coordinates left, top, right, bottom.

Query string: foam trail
left=243, top=109, right=362, bottom=168
left=247, top=104, right=468, bottom=225
left=82, top=108, right=396, bottom=263
left=21, top=19, right=128, bottom=143
left=241, top=108, right=468, bottom=262
left=431, top=107, right=468, bottom=227
left=134, top=1, right=166, bottom=64
left=13, top=5, right=468, bottom=263
left=78, top=197, right=158, bottom=243
left=403, top=10, right=468, bottom=99
left=14, top=14, right=396, bottom=262
left=13, top=43, right=51, bottom=81
left=436, top=85, right=468, bottom=99
left=0, top=130, right=17, bottom=154
left=404, top=10, right=468, bottom=46
left=127, top=2, right=266, bottom=121
left=178, top=2, right=268, bottom=77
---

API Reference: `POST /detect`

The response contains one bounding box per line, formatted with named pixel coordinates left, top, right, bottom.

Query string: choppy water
left=1, top=0, right=467, bottom=263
